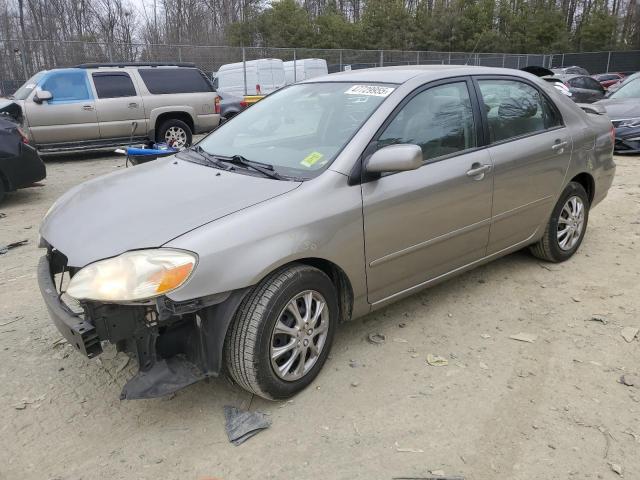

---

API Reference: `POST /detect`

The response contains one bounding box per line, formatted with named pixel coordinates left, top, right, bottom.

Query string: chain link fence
left=1, top=38, right=639, bottom=95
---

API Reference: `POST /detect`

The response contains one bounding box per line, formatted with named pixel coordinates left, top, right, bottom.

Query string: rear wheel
left=156, top=119, right=192, bottom=148
left=225, top=264, right=338, bottom=400
left=529, top=181, right=590, bottom=262
left=0, top=180, right=5, bottom=204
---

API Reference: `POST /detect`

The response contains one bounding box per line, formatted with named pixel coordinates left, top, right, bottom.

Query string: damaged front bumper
left=37, top=250, right=246, bottom=400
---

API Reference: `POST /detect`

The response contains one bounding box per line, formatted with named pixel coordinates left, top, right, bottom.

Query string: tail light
left=214, top=96, right=221, bottom=115
left=17, top=126, right=29, bottom=144
left=240, top=100, right=248, bottom=108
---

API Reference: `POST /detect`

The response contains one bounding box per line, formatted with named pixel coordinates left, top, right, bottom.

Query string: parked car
left=5, top=63, right=219, bottom=152
left=553, top=74, right=606, bottom=103
left=214, top=91, right=263, bottom=122
left=596, top=75, right=640, bottom=153
left=38, top=66, right=615, bottom=401
left=606, top=71, right=639, bottom=95
left=284, top=58, right=328, bottom=84
left=0, top=114, right=46, bottom=203
left=520, top=66, right=572, bottom=97
left=212, top=59, right=286, bottom=96
left=592, top=72, right=625, bottom=89
left=552, top=66, right=589, bottom=76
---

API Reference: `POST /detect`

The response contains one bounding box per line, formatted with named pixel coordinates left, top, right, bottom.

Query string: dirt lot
left=0, top=151, right=639, bottom=480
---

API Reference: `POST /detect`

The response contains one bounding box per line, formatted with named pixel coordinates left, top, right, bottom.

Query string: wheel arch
left=155, top=111, right=195, bottom=133
left=290, top=257, right=354, bottom=323
left=569, top=172, right=595, bottom=204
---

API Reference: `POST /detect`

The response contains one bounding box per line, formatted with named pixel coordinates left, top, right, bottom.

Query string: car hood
left=40, top=156, right=301, bottom=267
left=595, top=98, right=640, bottom=120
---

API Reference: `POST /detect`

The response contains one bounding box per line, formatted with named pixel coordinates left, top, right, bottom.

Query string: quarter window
left=92, top=73, right=137, bottom=98
left=138, top=68, right=214, bottom=94
left=378, top=82, right=476, bottom=162
left=41, top=71, right=91, bottom=103
left=477, top=79, right=561, bottom=143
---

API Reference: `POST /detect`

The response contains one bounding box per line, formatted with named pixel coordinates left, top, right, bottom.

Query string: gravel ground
left=0, top=151, right=639, bottom=480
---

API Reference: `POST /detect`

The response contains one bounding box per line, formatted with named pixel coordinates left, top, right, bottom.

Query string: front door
left=474, top=77, right=573, bottom=254
left=362, top=80, right=494, bottom=304
left=25, top=69, right=99, bottom=145
left=90, top=71, right=146, bottom=139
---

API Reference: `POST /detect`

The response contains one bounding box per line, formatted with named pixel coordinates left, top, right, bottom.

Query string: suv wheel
left=225, top=264, right=338, bottom=400
left=529, top=181, right=590, bottom=262
left=157, top=119, right=192, bottom=148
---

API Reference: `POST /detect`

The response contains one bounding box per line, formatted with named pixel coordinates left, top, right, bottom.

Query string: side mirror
left=365, top=144, right=423, bottom=174
left=33, top=89, right=53, bottom=104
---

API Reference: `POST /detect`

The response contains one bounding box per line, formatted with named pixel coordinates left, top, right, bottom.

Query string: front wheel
left=225, top=264, right=338, bottom=400
left=529, top=181, right=590, bottom=262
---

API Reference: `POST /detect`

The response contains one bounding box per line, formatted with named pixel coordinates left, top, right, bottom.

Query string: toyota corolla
left=38, top=66, right=616, bottom=400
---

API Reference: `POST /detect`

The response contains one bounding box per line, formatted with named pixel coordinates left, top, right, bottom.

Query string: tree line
left=0, top=0, right=638, bottom=56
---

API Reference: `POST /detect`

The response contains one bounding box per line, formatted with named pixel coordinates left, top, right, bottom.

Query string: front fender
left=164, top=170, right=368, bottom=316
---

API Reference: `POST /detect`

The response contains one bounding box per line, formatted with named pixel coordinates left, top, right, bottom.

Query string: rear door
left=24, top=69, right=99, bottom=145
left=474, top=76, right=572, bottom=254
left=91, top=71, right=146, bottom=139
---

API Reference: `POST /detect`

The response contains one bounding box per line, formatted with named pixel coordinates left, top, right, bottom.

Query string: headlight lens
left=67, top=249, right=197, bottom=302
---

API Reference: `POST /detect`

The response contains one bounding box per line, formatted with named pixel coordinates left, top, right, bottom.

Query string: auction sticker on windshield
left=345, top=85, right=395, bottom=97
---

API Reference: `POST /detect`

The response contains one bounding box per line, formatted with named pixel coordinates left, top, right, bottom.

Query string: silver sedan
left=39, top=66, right=616, bottom=400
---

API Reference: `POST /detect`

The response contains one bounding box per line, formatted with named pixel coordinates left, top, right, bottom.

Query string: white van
left=284, top=59, right=329, bottom=84
left=212, top=59, right=285, bottom=96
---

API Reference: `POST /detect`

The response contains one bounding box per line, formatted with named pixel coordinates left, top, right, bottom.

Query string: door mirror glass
left=365, top=144, right=423, bottom=173
left=33, top=89, right=53, bottom=103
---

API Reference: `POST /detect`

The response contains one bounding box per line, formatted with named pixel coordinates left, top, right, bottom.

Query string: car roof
left=301, top=65, right=538, bottom=85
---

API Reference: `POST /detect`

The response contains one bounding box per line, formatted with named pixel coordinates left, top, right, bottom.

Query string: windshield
left=13, top=72, right=46, bottom=100
left=197, top=82, right=395, bottom=178
left=610, top=78, right=640, bottom=99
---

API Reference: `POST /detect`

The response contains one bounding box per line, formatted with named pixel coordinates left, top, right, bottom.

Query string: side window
left=41, top=71, right=91, bottom=103
left=137, top=68, right=214, bottom=94
left=583, top=78, right=602, bottom=91
left=569, top=77, right=584, bottom=88
left=478, top=79, right=562, bottom=143
left=377, top=82, right=476, bottom=163
left=92, top=73, right=136, bottom=98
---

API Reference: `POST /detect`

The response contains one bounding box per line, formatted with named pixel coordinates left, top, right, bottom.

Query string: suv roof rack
left=74, top=62, right=197, bottom=69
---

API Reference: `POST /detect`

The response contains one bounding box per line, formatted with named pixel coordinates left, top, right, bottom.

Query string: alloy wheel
left=270, top=290, right=330, bottom=382
left=557, top=195, right=585, bottom=251
left=164, top=126, right=187, bottom=148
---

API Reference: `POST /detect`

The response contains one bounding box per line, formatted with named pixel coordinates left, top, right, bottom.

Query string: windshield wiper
left=216, top=154, right=286, bottom=180
left=181, top=146, right=233, bottom=171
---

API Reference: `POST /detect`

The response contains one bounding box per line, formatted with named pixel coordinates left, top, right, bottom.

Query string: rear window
left=137, top=68, right=214, bottom=94
left=92, top=73, right=136, bottom=98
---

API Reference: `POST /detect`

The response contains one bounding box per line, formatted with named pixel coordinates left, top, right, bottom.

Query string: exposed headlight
left=67, top=249, right=197, bottom=302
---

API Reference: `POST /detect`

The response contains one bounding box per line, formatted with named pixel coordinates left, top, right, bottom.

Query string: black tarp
left=0, top=117, right=21, bottom=157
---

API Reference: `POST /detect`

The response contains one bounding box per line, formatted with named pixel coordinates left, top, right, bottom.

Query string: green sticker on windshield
left=301, top=151, right=324, bottom=168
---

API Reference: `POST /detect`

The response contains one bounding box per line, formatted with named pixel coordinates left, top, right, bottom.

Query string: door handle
left=466, top=163, right=492, bottom=179
left=552, top=140, right=568, bottom=151
left=128, top=102, right=138, bottom=109
left=82, top=105, right=94, bottom=111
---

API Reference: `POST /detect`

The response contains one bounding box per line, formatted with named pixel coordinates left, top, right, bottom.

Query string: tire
left=225, top=264, right=338, bottom=400
left=156, top=118, right=192, bottom=148
left=0, top=179, right=5, bottom=204
left=529, top=181, right=590, bottom=262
